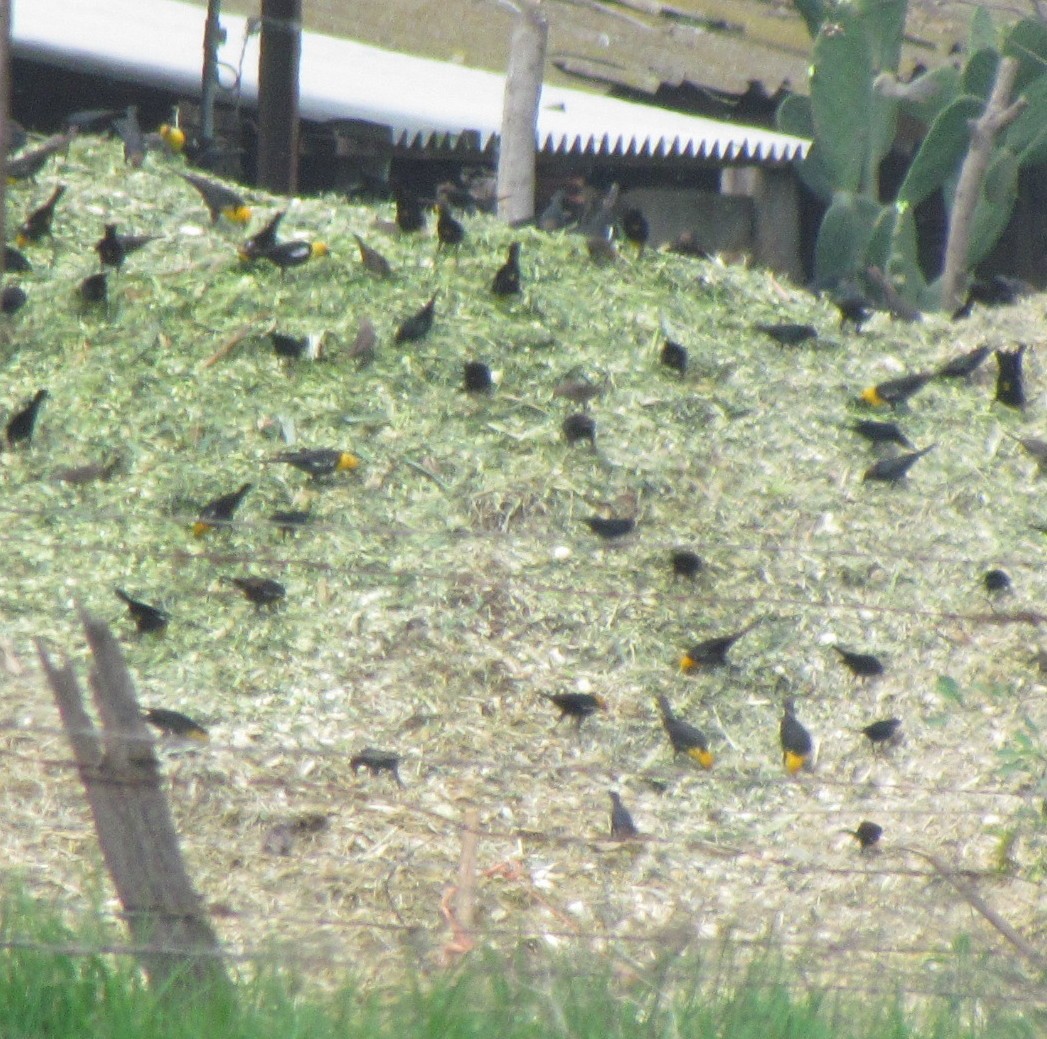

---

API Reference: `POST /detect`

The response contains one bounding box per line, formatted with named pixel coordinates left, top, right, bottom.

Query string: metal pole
left=257, top=0, right=300, bottom=194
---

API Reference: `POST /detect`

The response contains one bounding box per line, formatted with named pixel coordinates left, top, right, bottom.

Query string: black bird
left=660, top=339, right=688, bottom=375
left=846, top=821, right=883, bottom=850
left=394, top=190, right=426, bottom=233
left=995, top=346, right=1027, bottom=408
left=350, top=748, right=404, bottom=785
left=936, top=344, right=990, bottom=379
left=953, top=275, right=1028, bottom=318
left=834, top=646, right=884, bottom=678
left=553, top=377, right=603, bottom=406
left=491, top=242, right=522, bottom=296
left=755, top=322, right=817, bottom=346
left=78, top=273, right=108, bottom=307
left=229, top=576, right=286, bottom=607
left=984, top=568, right=1012, bottom=594
left=620, top=207, right=649, bottom=255
left=95, top=224, right=154, bottom=268
left=860, top=717, right=902, bottom=750
left=270, top=448, right=358, bottom=479
left=348, top=317, right=377, bottom=367
left=680, top=620, right=760, bottom=671
left=849, top=419, right=912, bottom=449
left=540, top=692, right=607, bottom=727
left=180, top=172, right=251, bottom=224
left=463, top=361, right=493, bottom=393
left=16, top=184, right=65, bottom=247
left=111, top=105, right=146, bottom=166
left=780, top=698, right=813, bottom=774
left=270, top=509, right=311, bottom=536
left=436, top=204, right=465, bottom=248
left=270, top=332, right=313, bottom=360
left=835, top=294, right=873, bottom=332
left=394, top=294, right=437, bottom=344
left=142, top=707, right=209, bottom=742
left=584, top=516, right=634, bottom=540
left=1, top=285, right=26, bottom=315
left=1008, top=433, right=1047, bottom=473
left=860, top=371, right=934, bottom=408
left=8, top=132, right=73, bottom=180
left=863, top=444, right=935, bottom=483
left=656, top=694, right=713, bottom=768
left=538, top=190, right=571, bottom=231
left=563, top=413, right=596, bottom=446
left=5, top=389, right=48, bottom=446
left=353, top=234, right=392, bottom=277
left=193, top=482, right=252, bottom=536
left=237, top=210, right=285, bottom=262
left=609, top=790, right=640, bottom=839
left=115, top=588, right=170, bottom=635
left=4, top=247, right=31, bottom=272
left=671, top=549, right=703, bottom=579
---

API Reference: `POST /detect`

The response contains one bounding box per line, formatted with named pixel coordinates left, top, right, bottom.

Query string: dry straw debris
left=1, top=136, right=1046, bottom=995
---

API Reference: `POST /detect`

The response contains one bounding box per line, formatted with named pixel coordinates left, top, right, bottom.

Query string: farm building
left=12, top=0, right=811, bottom=278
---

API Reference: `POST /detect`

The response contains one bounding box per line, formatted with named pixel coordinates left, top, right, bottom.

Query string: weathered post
left=257, top=0, right=301, bottom=194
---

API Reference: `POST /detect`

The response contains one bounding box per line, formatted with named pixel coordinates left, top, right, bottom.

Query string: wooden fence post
left=36, top=611, right=230, bottom=998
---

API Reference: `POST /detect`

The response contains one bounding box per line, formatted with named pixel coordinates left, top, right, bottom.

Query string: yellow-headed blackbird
left=833, top=646, right=884, bottom=678
left=55, top=457, right=120, bottom=485
left=1, top=286, right=26, bottom=316
left=436, top=204, right=464, bottom=248
left=464, top=361, right=493, bottom=393
left=350, top=747, right=404, bottom=785
left=553, top=376, right=603, bottom=405
left=394, top=294, right=437, bottom=344
left=680, top=619, right=760, bottom=672
left=563, top=413, right=596, bottom=445
left=846, top=820, right=883, bottom=850
left=143, top=706, right=209, bottom=741
left=193, top=481, right=251, bottom=536
left=863, top=444, right=934, bottom=483
left=584, top=516, right=634, bottom=540
left=270, top=331, right=322, bottom=360
left=835, top=294, right=873, bottom=332
left=95, top=224, right=155, bottom=268
left=491, top=242, right=521, bottom=296
left=262, top=240, right=329, bottom=272
left=7, top=132, right=73, bottom=181
left=112, top=106, right=146, bottom=167
left=621, top=208, right=649, bottom=255
left=996, top=346, right=1027, bottom=408
left=849, top=419, right=912, bottom=449
left=671, top=549, right=703, bottom=579
left=238, top=210, right=285, bottom=262
left=16, top=184, right=65, bottom=247
left=270, top=509, right=311, bottom=536
left=541, top=691, right=607, bottom=727
left=5, top=389, right=47, bottom=446
left=984, top=568, right=1011, bottom=593
left=180, top=172, right=251, bottom=224
left=1008, top=433, right=1047, bottom=472
left=780, top=698, right=813, bottom=774
left=353, top=234, right=392, bottom=277
left=937, top=344, right=990, bottom=379
left=229, top=576, right=286, bottom=607
left=860, top=371, right=933, bottom=408
left=656, top=694, right=713, bottom=768
left=78, top=273, right=108, bottom=308
left=348, top=317, right=377, bottom=367
left=115, top=587, right=170, bottom=635
left=861, top=717, right=902, bottom=750
left=661, top=339, right=687, bottom=374
left=158, top=123, right=187, bottom=154
left=755, top=322, right=817, bottom=346
left=609, top=790, right=640, bottom=839
left=586, top=231, right=618, bottom=265
left=395, top=190, right=426, bottom=233
left=4, top=247, right=31, bottom=272
left=270, top=448, right=358, bottom=479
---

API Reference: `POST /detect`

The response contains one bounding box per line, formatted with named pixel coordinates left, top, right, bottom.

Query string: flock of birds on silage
left=0, top=106, right=1040, bottom=858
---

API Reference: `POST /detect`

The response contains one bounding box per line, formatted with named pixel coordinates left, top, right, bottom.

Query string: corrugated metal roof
left=12, top=0, right=809, bottom=165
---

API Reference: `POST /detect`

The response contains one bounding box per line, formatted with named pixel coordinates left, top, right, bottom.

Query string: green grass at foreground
left=0, top=893, right=1038, bottom=1039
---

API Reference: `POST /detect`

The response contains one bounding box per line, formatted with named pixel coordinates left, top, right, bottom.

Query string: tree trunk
left=496, top=1, right=548, bottom=225
left=200, top=0, right=222, bottom=145
left=257, top=0, right=301, bottom=194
